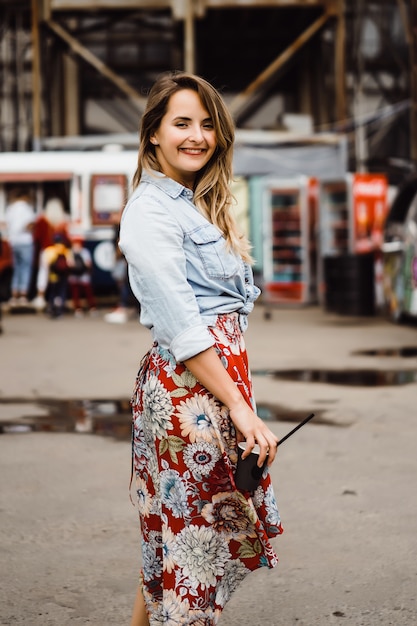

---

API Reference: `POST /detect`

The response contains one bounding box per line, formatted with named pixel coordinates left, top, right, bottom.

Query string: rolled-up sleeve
left=119, top=191, right=214, bottom=362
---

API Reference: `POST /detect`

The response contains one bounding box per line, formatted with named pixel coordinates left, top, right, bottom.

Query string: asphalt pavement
left=0, top=303, right=416, bottom=625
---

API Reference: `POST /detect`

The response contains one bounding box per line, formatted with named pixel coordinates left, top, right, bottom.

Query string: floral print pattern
left=177, top=394, right=218, bottom=443
left=131, top=313, right=283, bottom=625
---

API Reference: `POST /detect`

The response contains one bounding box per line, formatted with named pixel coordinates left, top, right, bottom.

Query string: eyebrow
left=172, top=116, right=213, bottom=123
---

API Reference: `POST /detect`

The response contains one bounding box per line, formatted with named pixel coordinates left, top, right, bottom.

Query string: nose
left=188, top=124, right=204, bottom=142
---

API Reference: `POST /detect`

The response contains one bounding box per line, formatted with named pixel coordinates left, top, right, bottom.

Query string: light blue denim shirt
left=119, top=170, right=260, bottom=362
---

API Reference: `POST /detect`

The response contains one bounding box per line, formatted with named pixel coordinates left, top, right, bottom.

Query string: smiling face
left=150, top=89, right=217, bottom=188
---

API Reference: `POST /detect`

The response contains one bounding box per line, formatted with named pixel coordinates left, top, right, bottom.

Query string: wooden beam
left=229, top=10, right=332, bottom=119
left=410, top=0, right=417, bottom=164
left=31, top=0, right=42, bottom=151
left=334, top=0, right=346, bottom=124
left=184, top=0, right=195, bottom=73
left=396, top=0, right=411, bottom=45
left=63, top=53, right=80, bottom=135
left=49, top=0, right=333, bottom=11
left=46, top=18, right=147, bottom=109
left=204, top=0, right=335, bottom=8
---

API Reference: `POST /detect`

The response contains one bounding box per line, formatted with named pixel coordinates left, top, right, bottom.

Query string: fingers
left=257, top=434, right=277, bottom=467
left=240, top=434, right=255, bottom=460
left=243, top=429, right=279, bottom=467
left=229, top=404, right=279, bottom=466
left=266, top=436, right=279, bottom=466
left=254, top=433, right=269, bottom=467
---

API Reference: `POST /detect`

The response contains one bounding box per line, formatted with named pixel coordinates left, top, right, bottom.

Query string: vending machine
left=318, top=173, right=389, bottom=313
left=257, top=176, right=318, bottom=305
left=319, top=173, right=388, bottom=256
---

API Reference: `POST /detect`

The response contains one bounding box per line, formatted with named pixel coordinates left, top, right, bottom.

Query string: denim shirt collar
left=141, top=169, right=194, bottom=202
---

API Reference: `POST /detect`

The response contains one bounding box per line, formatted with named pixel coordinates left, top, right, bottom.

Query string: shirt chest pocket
left=188, top=225, right=240, bottom=280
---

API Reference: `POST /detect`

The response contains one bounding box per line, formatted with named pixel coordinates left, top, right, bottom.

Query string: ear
left=150, top=136, right=159, bottom=146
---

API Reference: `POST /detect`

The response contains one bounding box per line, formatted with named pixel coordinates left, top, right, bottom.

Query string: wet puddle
left=252, top=368, right=417, bottom=386
left=251, top=345, right=417, bottom=386
left=0, top=399, right=335, bottom=439
left=0, top=399, right=132, bottom=439
left=352, top=346, right=417, bottom=358
left=256, top=404, right=337, bottom=426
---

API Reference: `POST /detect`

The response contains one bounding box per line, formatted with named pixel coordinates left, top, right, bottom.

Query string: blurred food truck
left=0, top=150, right=137, bottom=294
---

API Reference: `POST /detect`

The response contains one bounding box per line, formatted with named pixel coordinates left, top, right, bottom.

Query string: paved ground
left=0, top=303, right=417, bottom=625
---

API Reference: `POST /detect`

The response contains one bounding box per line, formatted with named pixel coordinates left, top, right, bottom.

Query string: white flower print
left=264, top=484, right=281, bottom=526
left=132, top=419, right=149, bottom=472
left=161, top=590, right=190, bottom=626
left=142, top=375, right=174, bottom=439
left=172, top=524, right=230, bottom=589
left=183, top=441, right=221, bottom=478
left=136, top=476, right=154, bottom=517
left=149, top=612, right=164, bottom=626
left=215, top=559, right=250, bottom=607
left=187, top=612, right=216, bottom=625
left=147, top=530, right=163, bottom=556
left=162, top=525, right=176, bottom=574
left=251, top=485, right=265, bottom=509
left=177, top=394, right=218, bottom=443
left=142, top=540, right=163, bottom=582
left=148, top=451, right=161, bottom=495
left=160, top=469, right=189, bottom=519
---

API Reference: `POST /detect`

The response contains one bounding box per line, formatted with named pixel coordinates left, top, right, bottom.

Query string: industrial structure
left=0, top=1, right=413, bottom=182
left=1, top=1, right=417, bottom=324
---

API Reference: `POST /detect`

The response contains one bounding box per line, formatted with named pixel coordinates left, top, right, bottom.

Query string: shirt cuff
left=170, top=323, right=215, bottom=362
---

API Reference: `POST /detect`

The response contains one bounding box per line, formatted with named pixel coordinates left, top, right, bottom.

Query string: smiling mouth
left=180, top=148, right=206, bottom=155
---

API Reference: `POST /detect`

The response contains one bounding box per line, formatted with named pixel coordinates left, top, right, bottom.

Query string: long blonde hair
left=133, top=72, right=252, bottom=262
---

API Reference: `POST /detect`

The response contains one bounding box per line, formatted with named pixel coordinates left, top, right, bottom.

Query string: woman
left=4, top=187, right=35, bottom=306
left=119, top=72, right=283, bottom=626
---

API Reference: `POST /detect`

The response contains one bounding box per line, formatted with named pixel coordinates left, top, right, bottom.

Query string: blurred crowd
left=0, top=186, right=136, bottom=328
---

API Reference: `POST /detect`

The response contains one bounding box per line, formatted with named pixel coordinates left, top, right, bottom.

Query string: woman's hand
left=184, top=347, right=279, bottom=468
left=228, top=396, right=278, bottom=467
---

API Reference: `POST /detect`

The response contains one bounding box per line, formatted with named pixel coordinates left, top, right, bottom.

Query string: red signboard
left=351, top=173, right=388, bottom=252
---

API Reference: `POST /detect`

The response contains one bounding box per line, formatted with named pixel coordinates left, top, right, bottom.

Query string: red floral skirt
left=131, top=313, right=283, bottom=625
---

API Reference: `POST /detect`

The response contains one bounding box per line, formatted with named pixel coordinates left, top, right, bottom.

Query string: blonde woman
left=119, top=72, right=282, bottom=626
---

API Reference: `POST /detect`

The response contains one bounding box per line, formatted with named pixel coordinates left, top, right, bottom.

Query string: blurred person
left=119, top=72, right=282, bottom=626
left=0, top=232, right=13, bottom=303
left=67, top=236, right=97, bottom=317
left=0, top=232, right=13, bottom=333
left=43, top=197, right=70, bottom=242
left=30, top=197, right=70, bottom=299
left=36, top=233, right=72, bottom=318
left=4, top=187, right=35, bottom=306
